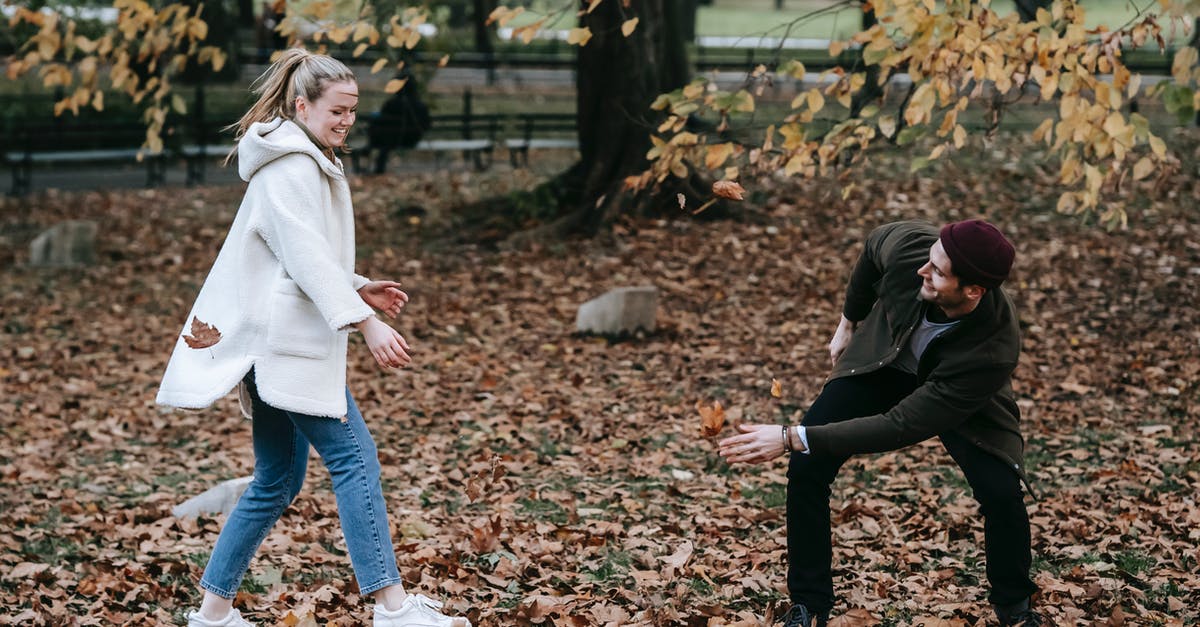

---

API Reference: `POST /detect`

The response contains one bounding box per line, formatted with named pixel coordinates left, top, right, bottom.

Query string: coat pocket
left=267, top=282, right=333, bottom=359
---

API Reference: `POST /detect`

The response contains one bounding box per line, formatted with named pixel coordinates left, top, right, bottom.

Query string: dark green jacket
left=805, top=221, right=1028, bottom=484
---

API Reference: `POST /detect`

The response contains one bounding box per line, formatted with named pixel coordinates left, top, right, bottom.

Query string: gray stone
left=29, top=220, right=97, bottom=267
left=575, top=286, right=658, bottom=335
left=172, top=475, right=253, bottom=519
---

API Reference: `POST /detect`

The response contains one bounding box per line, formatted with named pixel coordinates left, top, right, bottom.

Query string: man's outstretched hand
left=718, top=423, right=787, bottom=465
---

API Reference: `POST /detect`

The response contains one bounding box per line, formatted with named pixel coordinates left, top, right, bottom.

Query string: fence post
left=463, top=89, right=473, bottom=140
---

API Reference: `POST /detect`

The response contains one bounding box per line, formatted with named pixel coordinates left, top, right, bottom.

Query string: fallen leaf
left=697, top=399, right=726, bottom=437
left=183, top=316, right=221, bottom=349
left=712, top=180, right=746, bottom=201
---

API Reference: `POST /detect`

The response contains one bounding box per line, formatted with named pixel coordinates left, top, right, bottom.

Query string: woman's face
left=296, top=80, right=358, bottom=148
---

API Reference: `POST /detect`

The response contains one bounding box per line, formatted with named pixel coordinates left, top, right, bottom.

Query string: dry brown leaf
left=771, top=378, right=782, bottom=398
left=712, top=180, right=746, bottom=201
left=697, top=399, right=726, bottom=437
left=183, top=316, right=221, bottom=349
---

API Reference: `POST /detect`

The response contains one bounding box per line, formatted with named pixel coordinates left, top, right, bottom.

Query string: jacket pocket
left=267, top=282, right=333, bottom=359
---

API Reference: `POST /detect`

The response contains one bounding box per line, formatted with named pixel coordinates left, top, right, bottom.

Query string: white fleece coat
left=157, top=118, right=374, bottom=418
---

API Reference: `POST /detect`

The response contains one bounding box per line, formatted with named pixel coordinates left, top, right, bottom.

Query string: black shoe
left=779, top=603, right=829, bottom=627
left=995, top=598, right=1043, bottom=626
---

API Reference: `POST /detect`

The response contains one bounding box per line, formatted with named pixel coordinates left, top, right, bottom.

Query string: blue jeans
left=199, top=370, right=402, bottom=598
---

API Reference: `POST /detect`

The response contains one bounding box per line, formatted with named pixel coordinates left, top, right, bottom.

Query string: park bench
left=351, top=111, right=501, bottom=173
left=3, top=120, right=175, bottom=196
left=505, top=113, right=578, bottom=167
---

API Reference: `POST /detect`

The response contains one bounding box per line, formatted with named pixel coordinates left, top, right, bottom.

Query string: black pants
left=786, top=368, right=1037, bottom=614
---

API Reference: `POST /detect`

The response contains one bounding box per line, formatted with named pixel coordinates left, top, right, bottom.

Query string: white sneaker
left=185, top=608, right=255, bottom=627
left=374, top=594, right=471, bottom=627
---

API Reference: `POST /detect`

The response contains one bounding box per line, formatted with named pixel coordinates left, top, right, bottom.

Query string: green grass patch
left=1112, top=548, right=1156, bottom=576
left=743, top=482, right=788, bottom=509
left=585, top=549, right=632, bottom=584
left=518, top=498, right=570, bottom=525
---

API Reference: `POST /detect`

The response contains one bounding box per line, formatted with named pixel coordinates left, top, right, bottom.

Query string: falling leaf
left=676, top=193, right=686, bottom=210
left=697, top=400, right=726, bottom=437
left=771, top=378, right=782, bottom=398
left=621, top=18, right=639, bottom=37
left=183, top=316, right=221, bottom=349
left=385, top=78, right=408, bottom=94
left=438, top=54, right=450, bottom=68
left=712, top=180, right=746, bottom=201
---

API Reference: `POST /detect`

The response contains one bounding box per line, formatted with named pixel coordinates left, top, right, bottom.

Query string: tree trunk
left=472, top=0, right=497, bottom=84
left=502, top=0, right=696, bottom=239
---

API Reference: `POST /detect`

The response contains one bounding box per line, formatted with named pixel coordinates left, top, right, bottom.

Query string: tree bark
left=524, top=0, right=695, bottom=237
left=472, top=0, right=497, bottom=84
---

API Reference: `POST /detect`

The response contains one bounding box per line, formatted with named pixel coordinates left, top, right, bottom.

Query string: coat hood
left=237, top=118, right=345, bottom=182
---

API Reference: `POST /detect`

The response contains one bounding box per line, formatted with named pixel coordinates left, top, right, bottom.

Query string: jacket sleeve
left=842, top=222, right=910, bottom=322
left=251, top=154, right=374, bottom=331
left=805, top=363, right=1014, bottom=457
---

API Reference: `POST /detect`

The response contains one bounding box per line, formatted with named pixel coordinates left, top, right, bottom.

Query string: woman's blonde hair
left=225, top=48, right=355, bottom=163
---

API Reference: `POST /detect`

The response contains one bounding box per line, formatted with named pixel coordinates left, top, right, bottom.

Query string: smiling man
left=719, top=220, right=1040, bottom=626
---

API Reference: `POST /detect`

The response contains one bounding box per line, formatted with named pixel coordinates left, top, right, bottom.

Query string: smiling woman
left=156, top=48, right=471, bottom=627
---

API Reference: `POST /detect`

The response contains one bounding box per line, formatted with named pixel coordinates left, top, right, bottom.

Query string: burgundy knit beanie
left=938, top=219, right=1015, bottom=289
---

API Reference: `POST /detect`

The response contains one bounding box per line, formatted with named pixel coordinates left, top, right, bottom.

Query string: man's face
left=917, top=240, right=970, bottom=309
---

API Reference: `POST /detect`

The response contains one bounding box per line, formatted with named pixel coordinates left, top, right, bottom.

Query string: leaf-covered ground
left=1, top=136, right=1198, bottom=626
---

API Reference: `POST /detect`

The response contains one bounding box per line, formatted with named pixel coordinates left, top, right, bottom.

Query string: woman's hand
left=358, top=280, right=409, bottom=319
left=718, top=423, right=787, bottom=465
left=358, top=317, right=412, bottom=369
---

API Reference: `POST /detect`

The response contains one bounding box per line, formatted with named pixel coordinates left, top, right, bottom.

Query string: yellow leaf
left=784, top=154, right=806, bottom=176
left=92, top=90, right=104, bottom=112
left=353, top=21, right=372, bottom=42
left=929, top=144, right=946, bottom=160
left=878, top=115, right=896, bottom=139
left=771, top=379, right=782, bottom=398
left=327, top=25, right=350, bottom=44
left=1102, top=112, right=1125, bottom=138
left=1131, top=156, right=1154, bottom=180
left=1040, top=73, right=1058, bottom=101
left=705, top=143, right=734, bottom=170
left=353, top=43, right=368, bottom=57
left=1172, top=46, right=1198, bottom=85
left=385, top=78, right=408, bottom=94
left=371, top=57, right=389, bottom=74
left=438, top=54, right=450, bottom=67
left=1148, top=134, right=1165, bottom=158
left=586, top=0, right=603, bottom=14
left=621, top=18, right=638, bottom=37
left=806, top=89, right=824, bottom=114
left=567, top=27, right=592, bottom=46
left=953, top=124, right=967, bottom=148
left=1032, top=117, right=1054, bottom=144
